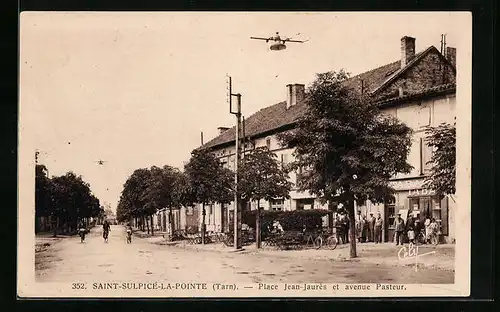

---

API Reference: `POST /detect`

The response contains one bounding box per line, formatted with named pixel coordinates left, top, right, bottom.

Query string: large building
left=198, top=36, right=457, bottom=243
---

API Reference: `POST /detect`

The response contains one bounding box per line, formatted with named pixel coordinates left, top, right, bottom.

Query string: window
left=270, top=199, right=284, bottom=211
left=422, top=138, right=433, bottom=175
left=296, top=198, right=314, bottom=210
left=266, top=137, right=271, bottom=150
left=186, top=207, right=194, bottom=216
left=420, top=138, right=433, bottom=175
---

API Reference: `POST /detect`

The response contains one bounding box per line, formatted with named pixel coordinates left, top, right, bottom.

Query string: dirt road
left=36, top=225, right=454, bottom=284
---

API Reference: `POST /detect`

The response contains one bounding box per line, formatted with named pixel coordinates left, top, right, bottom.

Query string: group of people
left=353, top=211, right=385, bottom=244
left=332, top=211, right=384, bottom=244
left=393, top=213, right=440, bottom=246
left=77, top=220, right=133, bottom=243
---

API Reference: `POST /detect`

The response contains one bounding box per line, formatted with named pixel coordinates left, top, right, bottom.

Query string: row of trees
left=35, top=165, right=103, bottom=235
left=116, top=147, right=293, bottom=245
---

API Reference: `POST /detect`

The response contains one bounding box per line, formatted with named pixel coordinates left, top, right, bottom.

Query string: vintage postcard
left=18, top=12, right=471, bottom=298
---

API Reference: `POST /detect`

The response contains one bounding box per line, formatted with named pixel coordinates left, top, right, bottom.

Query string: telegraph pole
left=227, top=75, right=242, bottom=250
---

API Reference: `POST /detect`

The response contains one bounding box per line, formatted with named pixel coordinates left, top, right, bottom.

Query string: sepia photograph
left=18, top=12, right=471, bottom=298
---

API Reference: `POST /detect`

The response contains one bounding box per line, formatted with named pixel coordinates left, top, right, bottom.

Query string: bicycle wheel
left=326, top=236, right=338, bottom=250
left=314, top=236, right=323, bottom=249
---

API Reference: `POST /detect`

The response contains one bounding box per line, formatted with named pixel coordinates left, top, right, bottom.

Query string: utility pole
left=227, top=75, right=242, bottom=250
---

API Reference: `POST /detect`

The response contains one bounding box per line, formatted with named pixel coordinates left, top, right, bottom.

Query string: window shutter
left=419, top=137, right=424, bottom=175
left=440, top=196, right=449, bottom=235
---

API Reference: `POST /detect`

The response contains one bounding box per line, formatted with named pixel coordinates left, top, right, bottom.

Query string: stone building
left=197, top=36, right=457, bottom=242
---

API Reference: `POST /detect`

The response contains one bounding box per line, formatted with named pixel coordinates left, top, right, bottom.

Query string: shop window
left=407, top=195, right=449, bottom=235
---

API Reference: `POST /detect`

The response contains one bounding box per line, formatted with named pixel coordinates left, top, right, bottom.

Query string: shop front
left=386, top=178, right=450, bottom=243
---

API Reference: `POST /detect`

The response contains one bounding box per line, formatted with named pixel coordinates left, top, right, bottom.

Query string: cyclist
left=126, top=223, right=133, bottom=243
left=103, top=220, right=111, bottom=243
left=78, top=221, right=87, bottom=243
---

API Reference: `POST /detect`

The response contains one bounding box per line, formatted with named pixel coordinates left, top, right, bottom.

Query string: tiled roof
left=201, top=101, right=307, bottom=149
left=201, top=46, right=454, bottom=150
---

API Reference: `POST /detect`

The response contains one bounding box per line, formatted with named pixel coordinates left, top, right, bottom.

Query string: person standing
left=341, top=213, right=349, bottom=244
left=374, top=212, right=383, bottom=244
left=394, top=213, right=405, bottom=246
left=333, top=215, right=343, bottom=244
left=368, top=213, right=376, bottom=242
left=355, top=210, right=363, bottom=243
left=406, top=215, right=416, bottom=244
left=361, top=216, right=369, bottom=243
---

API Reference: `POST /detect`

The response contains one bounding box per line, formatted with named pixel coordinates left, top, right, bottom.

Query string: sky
left=19, top=12, right=468, bottom=211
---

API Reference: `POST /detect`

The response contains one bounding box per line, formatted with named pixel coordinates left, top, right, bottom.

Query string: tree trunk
left=256, top=199, right=262, bottom=249
left=52, top=215, right=58, bottom=237
left=346, top=199, right=357, bottom=258
left=151, top=214, right=154, bottom=236
left=201, top=203, right=206, bottom=244
left=328, top=201, right=335, bottom=234
left=169, top=207, right=174, bottom=241
left=146, top=216, right=150, bottom=235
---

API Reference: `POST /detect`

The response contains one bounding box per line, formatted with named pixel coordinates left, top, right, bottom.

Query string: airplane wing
left=250, top=37, right=271, bottom=41
left=284, top=39, right=307, bottom=43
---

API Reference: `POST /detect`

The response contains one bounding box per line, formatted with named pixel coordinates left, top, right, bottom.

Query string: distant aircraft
left=250, top=32, right=308, bottom=51
left=96, top=160, right=107, bottom=165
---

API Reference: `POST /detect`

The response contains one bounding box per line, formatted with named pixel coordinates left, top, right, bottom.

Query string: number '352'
left=72, top=283, right=86, bottom=289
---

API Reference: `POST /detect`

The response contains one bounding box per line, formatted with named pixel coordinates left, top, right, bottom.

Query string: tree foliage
left=184, top=148, right=233, bottom=206
left=238, top=147, right=292, bottom=203
left=35, top=166, right=102, bottom=234
left=423, top=122, right=456, bottom=197
left=116, top=165, right=194, bottom=236
left=278, top=70, right=413, bottom=257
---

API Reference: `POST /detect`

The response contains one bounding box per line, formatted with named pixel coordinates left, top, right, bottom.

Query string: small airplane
left=250, top=32, right=308, bottom=51
left=96, top=160, right=107, bottom=165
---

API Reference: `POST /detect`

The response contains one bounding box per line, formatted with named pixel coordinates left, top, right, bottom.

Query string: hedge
left=241, top=209, right=331, bottom=236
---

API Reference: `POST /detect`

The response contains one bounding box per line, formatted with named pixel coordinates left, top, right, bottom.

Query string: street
left=36, top=225, right=454, bottom=284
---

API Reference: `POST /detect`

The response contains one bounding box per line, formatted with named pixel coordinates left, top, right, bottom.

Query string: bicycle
left=416, top=228, right=439, bottom=246
left=103, top=230, right=109, bottom=243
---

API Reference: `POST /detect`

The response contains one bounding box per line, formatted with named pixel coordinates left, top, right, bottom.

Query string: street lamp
left=227, top=75, right=242, bottom=250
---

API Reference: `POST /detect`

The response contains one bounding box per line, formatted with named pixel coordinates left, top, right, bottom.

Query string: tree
left=278, top=70, right=413, bottom=258
left=48, top=171, right=101, bottom=235
left=185, top=148, right=233, bottom=244
left=118, top=168, right=152, bottom=232
left=35, top=165, right=52, bottom=232
left=145, top=165, right=189, bottom=238
left=423, top=122, right=456, bottom=198
left=238, top=147, right=292, bottom=248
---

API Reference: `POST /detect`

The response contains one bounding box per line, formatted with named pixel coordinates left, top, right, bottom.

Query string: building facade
left=198, top=36, right=457, bottom=243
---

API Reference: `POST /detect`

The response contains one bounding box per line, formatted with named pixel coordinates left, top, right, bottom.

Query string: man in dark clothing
left=374, top=212, right=383, bottom=243
left=341, top=214, right=349, bottom=244
left=368, top=213, right=376, bottom=242
left=333, top=215, right=343, bottom=244
left=394, top=214, right=405, bottom=246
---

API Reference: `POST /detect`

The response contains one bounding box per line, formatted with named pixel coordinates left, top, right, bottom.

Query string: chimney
left=446, top=46, right=456, bottom=68
left=286, top=84, right=305, bottom=109
left=400, top=36, right=416, bottom=68
left=217, top=127, right=230, bottom=135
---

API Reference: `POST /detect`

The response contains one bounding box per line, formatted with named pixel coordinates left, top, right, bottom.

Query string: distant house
left=198, top=36, right=457, bottom=243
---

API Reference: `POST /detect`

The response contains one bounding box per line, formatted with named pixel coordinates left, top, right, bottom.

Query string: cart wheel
left=314, top=236, right=323, bottom=249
